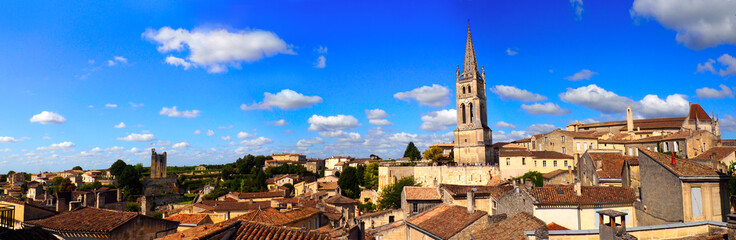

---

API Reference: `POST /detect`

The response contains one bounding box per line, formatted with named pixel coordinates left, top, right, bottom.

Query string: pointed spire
left=462, top=23, right=479, bottom=77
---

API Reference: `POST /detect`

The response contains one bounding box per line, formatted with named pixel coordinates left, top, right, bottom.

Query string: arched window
left=469, top=103, right=474, bottom=122
left=461, top=104, right=466, bottom=124
left=468, top=85, right=472, bottom=93
left=462, top=86, right=466, bottom=94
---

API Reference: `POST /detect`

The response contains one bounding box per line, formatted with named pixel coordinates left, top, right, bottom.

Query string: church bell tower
left=453, top=25, right=493, bottom=164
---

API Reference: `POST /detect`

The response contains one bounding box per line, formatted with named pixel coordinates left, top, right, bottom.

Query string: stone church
left=454, top=26, right=493, bottom=165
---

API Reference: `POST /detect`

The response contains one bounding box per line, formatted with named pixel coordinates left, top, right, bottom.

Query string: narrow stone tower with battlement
left=454, top=25, right=493, bottom=165
left=150, top=148, right=167, bottom=178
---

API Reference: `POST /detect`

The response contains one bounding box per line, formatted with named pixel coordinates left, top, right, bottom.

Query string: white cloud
left=241, top=89, right=323, bottom=110
left=366, top=109, right=389, bottom=119
left=218, top=125, right=233, bottom=129
left=30, top=111, right=66, bottom=124
left=296, top=137, right=325, bottom=147
left=521, top=103, right=571, bottom=115
left=129, top=102, right=144, bottom=109
left=237, top=131, right=257, bottom=139
left=717, top=54, right=736, bottom=76
left=506, top=48, right=518, bottom=56
left=143, top=26, right=295, bottom=73
left=570, top=0, right=584, bottom=20
left=493, top=123, right=558, bottom=142
left=105, top=103, right=117, bottom=108
left=283, top=130, right=294, bottom=134
left=527, top=124, right=558, bottom=134
left=172, top=141, right=191, bottom=149
left=314, top=55, right=326, bottom=68
left=420, top=109, right=457, bottom=132
left=560, top=84, right=635, bottom=114
left=308, top=114, right=360, bottom=132
left=106, top=146, right=125, bottom=152
left=565, top=69, right=597, bottom=81
left=272, top=119, right=287, bottom=126
left=369, top=119, right=392, bottom=126
left=394, top=84, right=450, bottom=108
left=221, top=136, right=231, bottom=141
left=159, top=106, right=201, bottom=118
left=696, top=84, right=734, bottom=99
left=193, top=129, right=202, bottom=135
left=560, top=84, right=689, bottom=118
left=315, top=46, right=328, bottom=54
left=206, top=130, right=215, bottom=136
left=0, top=148, right=10, bottom=153
left=117, top=133, right=156, bottom=142
left=157, top=140, right=172, bottom=146
left=114, top=122, right=126, bottom=128
left=495, top=121, right=517, bottom=129
left=696, top=59, right=716, bottom=74
left=0, top=137, right=21, bottom=143
left=37, top=141, right=75, bottom=150
left=637, top=94, right=690, bottom=118
left=165, top=55, right=192, bottom=70
left=42, top=136, right=51, bottom=140
left=631, top=0, right=736, bottom=49
left=491, top=85, right=547, bottom=102
left=721, top=115, right=736, bottom=133
left=241, top=137, right=273, bottom=146
left=107, top=56, right=127, bottom=66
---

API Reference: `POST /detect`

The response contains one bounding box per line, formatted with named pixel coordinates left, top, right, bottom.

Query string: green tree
left=282, top=183, right=295, bottom=195
left=356, top=164, right=366, bottom=186
left=72, top=166, right=83, bottom=171
left=403, top=142, right=421, bottom=161
left=110, top=160, right=127, bottom=177
left=363, top=163, right=379, bottom=189
left=422, top=146, right=443, bottom=162
left=221, top=165, right=233, bottom=180
left=378, top=176, right=418, bottom=209
left=338, top=167, right=360, bottom=198
left=118, top=165, right=142, bottom=195
left=126, top=202, right=141, bottom=212
left=517, top=171, right=544, bottom=187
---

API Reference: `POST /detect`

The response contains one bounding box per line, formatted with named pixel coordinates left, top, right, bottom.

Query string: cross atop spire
left=462, top=23, right=479, bottom=78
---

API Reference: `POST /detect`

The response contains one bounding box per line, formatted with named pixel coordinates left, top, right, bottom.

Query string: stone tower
left=454, top=25, right=493, bottom=165
left=150, top=148, right=167, bottom=178
left=626, top=106, right=633, bottom=133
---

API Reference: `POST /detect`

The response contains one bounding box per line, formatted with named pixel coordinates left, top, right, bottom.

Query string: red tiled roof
left=25, top=207, right=165, bottom=233
left=194, top=200, right=271, bottom=211
left=471, top=212, right=546, bottom=240
left=687, top=104, right=712, bottom=121
left=546, top=222, right=570, bottom=230
left=587, top=152, right=634, bottom=179
left=542, top=169, right=575, bottom=180
left=513, top=138, right=531, bottom=143
left=165, top=214, right=211, bottom=225
left=557, top=130, right=599, bottom=139
left=239, top=207, right=320, bottom=226
left=406, top=204, right=487, bottom=240
left=317, top=182, right=338, bottom=191
left=528, top=185, right=636, bottom=205
left=235, top=191, right=285, bottom=199
left=403, top=186, right=441, bottom=201
left=499, top=150, right=533, bottom=157
left=440, top=184, right=513, bottom=199
left=324, top=195, right=358, bottom=205
left=158, top=219, right=333, bottom=240
left=692, top=147, right=736, bottom=161
left=639, top=149, right=720, bottom=176
left=531, top=151, right=573, bottom=159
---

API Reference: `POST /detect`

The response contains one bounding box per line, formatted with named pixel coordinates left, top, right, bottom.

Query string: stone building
left=635, top=149, right=730, bottom=226
left=400, top=186, right=442, bottom=216
left=498, top=150, right=574, bottom=179
left=405, top=204, right=489, bottom=240
left=151, top=148, right=167, bottom=179
left=439, top=184, right=512, bottom=215
left=453, top=25, right=493, bottom=165
left=377, top=165, right=501, bottom=191
left=578, top=150, right=636, bottom=187
left=24, top=207, right=179, bottom=239
left=690, top=146, right=736, bottom=172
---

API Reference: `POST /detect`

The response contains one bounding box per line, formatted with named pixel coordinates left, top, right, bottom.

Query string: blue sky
left=1, top=0, right=735, bottom=172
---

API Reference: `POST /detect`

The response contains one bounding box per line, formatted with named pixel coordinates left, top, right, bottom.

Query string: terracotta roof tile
left=692, top=147, right=736, bottom=161
left=588, top=152, right=635, bottom=179
left=25, top=207, right=155, bottom=233
left=238, top=207, right=320, bottom=226
left=528, top=185, right=636, bottom=205
left=324, top=195, right=358, bottom=205
left=195, top=200, right=271, bottom=211
left=158, top=219, right=334, bottom=240
left=406, top=204, right=487, bottom=240
left=530, top=151, right=573, bottom=159
left=440, top=184, right=513, bottom=199
left=546, top=222, right=570, bottom=230
left=542, top=169, right=575, bottom=180
left=317, top=182, right=338, bottom=191
left=471, top=212, right=546, bottom=240
left=235, top=191, right=285, bottom=199
left=687, top=104, right=712, bottom=121
left=165, top=214, right=211, bottom=225
left=499, top=150, right=533, bottom=157
left=557, top=130, right=600, bottom=139
left=403, top=186, right=441, bottom=201
left=639, top=148, right=721, bottom=176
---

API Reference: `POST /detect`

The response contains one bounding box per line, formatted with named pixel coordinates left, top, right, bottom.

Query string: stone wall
left=638, top=152, right=684, bottom=225
left=143, top=177, right=178, bottom=196
left=497, top=187, right=534, bottom=217
left=378, top=165, right=501, bottom=192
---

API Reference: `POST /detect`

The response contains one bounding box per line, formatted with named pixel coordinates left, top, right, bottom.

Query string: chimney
left=56, top=198, right=67, bottom=213
left=116, top=188, right=122, bottom=202
left=671, top=152, right=676, bottom=167
left=567, top=166, right=573, bottom=185
left=626, top=106, right=634, bottom=133
left=467, top=190, right=475, bottom=214
left=96, top=192, right=105, bottom=209
left=574, top=181, right=582, bottom=196
left=82, top=193, right=88, bottom=207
